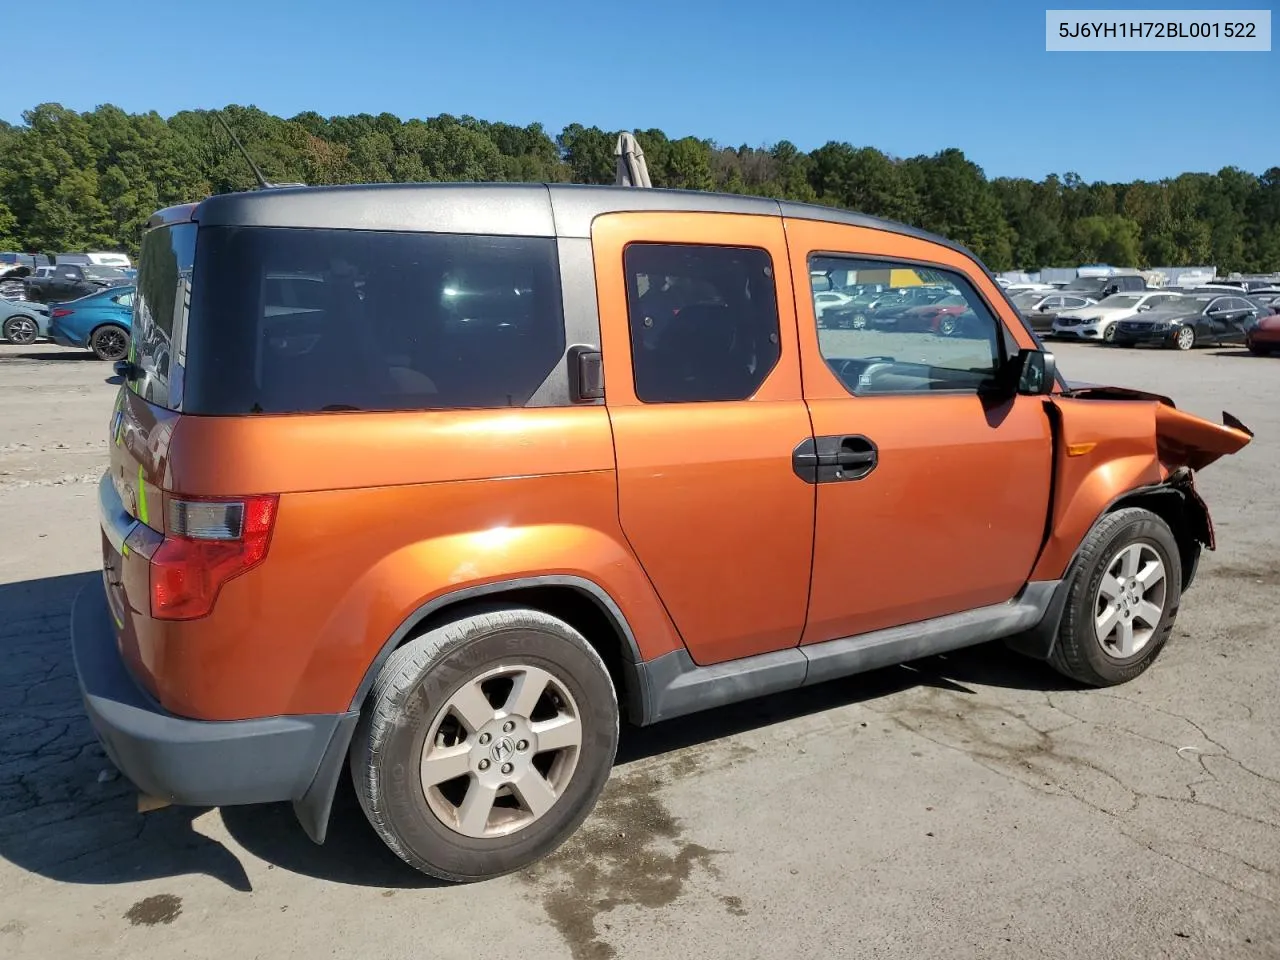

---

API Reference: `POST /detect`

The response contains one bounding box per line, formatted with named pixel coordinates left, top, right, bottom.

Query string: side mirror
left=1015, top=348, right=1056, bottom=395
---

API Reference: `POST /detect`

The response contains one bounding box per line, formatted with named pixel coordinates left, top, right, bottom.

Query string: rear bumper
left=47, top=323, right=81, bottom=348
left=71, top=582, right=359, bottom=817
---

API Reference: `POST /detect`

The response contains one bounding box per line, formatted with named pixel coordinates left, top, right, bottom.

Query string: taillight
left=51, top=308, right=72, bottom=318
left=150, top=495, right=278, bottom=620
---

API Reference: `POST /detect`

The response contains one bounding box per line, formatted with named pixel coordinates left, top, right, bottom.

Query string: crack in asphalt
left=867, top=686, right=1279, bottom=907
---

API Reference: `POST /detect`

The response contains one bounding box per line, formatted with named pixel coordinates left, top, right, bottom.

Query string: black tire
left=350, top=606, right=619, bottom=881
left=1049, top=507, right=1182, bottom=687
left=3, top=314, right=39, bottom=345
left=938, top=315, right=958, bottom=336
left=90, top=324, right=129, bottom=361
left=1174, top=326, right=1196, bottom=351
left=1103, top=324, right=1117, bottom=343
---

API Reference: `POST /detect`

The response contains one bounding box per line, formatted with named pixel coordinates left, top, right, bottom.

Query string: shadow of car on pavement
left=0, top=571, right=1075, bottom=892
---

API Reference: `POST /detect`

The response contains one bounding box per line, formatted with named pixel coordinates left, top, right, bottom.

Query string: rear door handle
left=792, top=435, right=878, bottom=484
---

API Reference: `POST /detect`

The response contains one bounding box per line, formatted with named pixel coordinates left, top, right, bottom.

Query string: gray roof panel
left=177, top=182, right=986, bottom=271
left=192, top=182, right=558, bottom=236
left=546, top=183, right=781, bottom=237
left=778, top=200, right=975, bottom=261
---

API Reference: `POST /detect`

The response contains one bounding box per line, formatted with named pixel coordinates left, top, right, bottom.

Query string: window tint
left=131, top=222, right=196, bottom=409
left=181, top=227, right=565, bottom=415
left=625, top=243, right=781, bottom=403
left=809, top=256, right=1004, bottom=396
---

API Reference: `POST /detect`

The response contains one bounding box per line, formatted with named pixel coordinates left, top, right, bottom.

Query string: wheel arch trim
left=347, top=575, right=645, bottom=714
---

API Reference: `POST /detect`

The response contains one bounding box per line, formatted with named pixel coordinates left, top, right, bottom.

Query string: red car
left=897, top=295, right=971, bottom=334
left=1246, top=308, right=1280, bottom=355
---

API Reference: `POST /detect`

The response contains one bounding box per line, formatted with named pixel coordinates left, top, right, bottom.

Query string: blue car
left=1, top=296, right=50, bottom=345
left=48, top=286, right=135, bottom=360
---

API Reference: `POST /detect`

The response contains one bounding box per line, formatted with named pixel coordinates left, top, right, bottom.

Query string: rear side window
left=181, top=227, right=565, bottom=415
left=624, top=243, right=781, bottom=403
left=131, top=222, right=197, bottom=409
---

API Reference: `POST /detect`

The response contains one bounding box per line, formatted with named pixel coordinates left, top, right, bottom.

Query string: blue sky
left=11, top=0, right=1278, bottom=183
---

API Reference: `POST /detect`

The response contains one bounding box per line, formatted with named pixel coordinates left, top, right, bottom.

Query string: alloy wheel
left=420, top=664, right=583, bottom=839
left=94, top=327, right=128, bottom=361
left=3, top=315, right=37, bottom=345
left=1094, top=542, right=1167, bottom=659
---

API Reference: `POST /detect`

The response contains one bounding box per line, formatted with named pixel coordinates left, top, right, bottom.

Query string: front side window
left=809, top=255, right=1004, bottom=396
left=624, top=243, right=781, bottom=403
left=181, top=227, right=566, bottom=415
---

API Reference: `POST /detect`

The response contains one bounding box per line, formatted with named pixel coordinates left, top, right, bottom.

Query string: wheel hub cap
left=419, top=664, right=583, bottom=839
left=1094, top=542, right=1167, bottom=659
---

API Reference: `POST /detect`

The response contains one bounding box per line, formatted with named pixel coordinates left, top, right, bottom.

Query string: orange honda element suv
left=72, top=183, right=1253, bottom=880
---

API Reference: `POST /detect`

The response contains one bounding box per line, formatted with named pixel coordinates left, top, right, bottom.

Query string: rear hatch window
left=133, top=224, right=566, bottom=414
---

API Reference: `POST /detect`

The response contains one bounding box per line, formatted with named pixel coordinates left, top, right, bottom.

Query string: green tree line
left=1, top=103, right=1277, bottom=273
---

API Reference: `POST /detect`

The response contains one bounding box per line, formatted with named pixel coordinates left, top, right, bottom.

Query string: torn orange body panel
left=1154, top=404, right=1254, bottom=471
left=1031, top=390, right=1253, bottom=581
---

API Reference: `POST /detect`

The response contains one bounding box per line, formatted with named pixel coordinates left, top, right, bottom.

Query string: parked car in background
left=1011, top=291, right=1098, bottom=334
left=1052, top=291, right=1184, bottom=342
left=24, top=263, right=132, bottom=304
left=1202, top=278, right=1278, bottom=294
left=894, top=294, right=973, bottom=334
left=1246, top=310, right=1280, bottom=355
left=861, top=285, right=954, bottom=328
left=1, top=296, right=50, bottom=345
left=1059, top=274, right=1147, bottom=299
left=812, top=289, right=855, bottom=318
left=46, top=286, right=134, bottom=360
left=1111, top=292, right=1259, bottom=350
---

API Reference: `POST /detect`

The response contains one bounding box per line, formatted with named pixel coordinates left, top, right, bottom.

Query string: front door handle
left=792, top=435, right=879, bottom=484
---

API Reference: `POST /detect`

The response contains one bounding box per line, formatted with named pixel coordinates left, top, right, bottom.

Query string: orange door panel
left=784, top=217, right=1052, bottom=643
left=803, top=395, right=1051, bottom=641
left=592, top=212, right=815, bottom=666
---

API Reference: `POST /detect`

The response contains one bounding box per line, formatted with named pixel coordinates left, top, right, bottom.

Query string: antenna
left=211, top=110, right=306, bottom=190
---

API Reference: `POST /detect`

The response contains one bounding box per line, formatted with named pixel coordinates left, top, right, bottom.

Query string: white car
left=812, top=290, right=855, bottom=317
left=1052, top=291, right=1186, bottom=342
